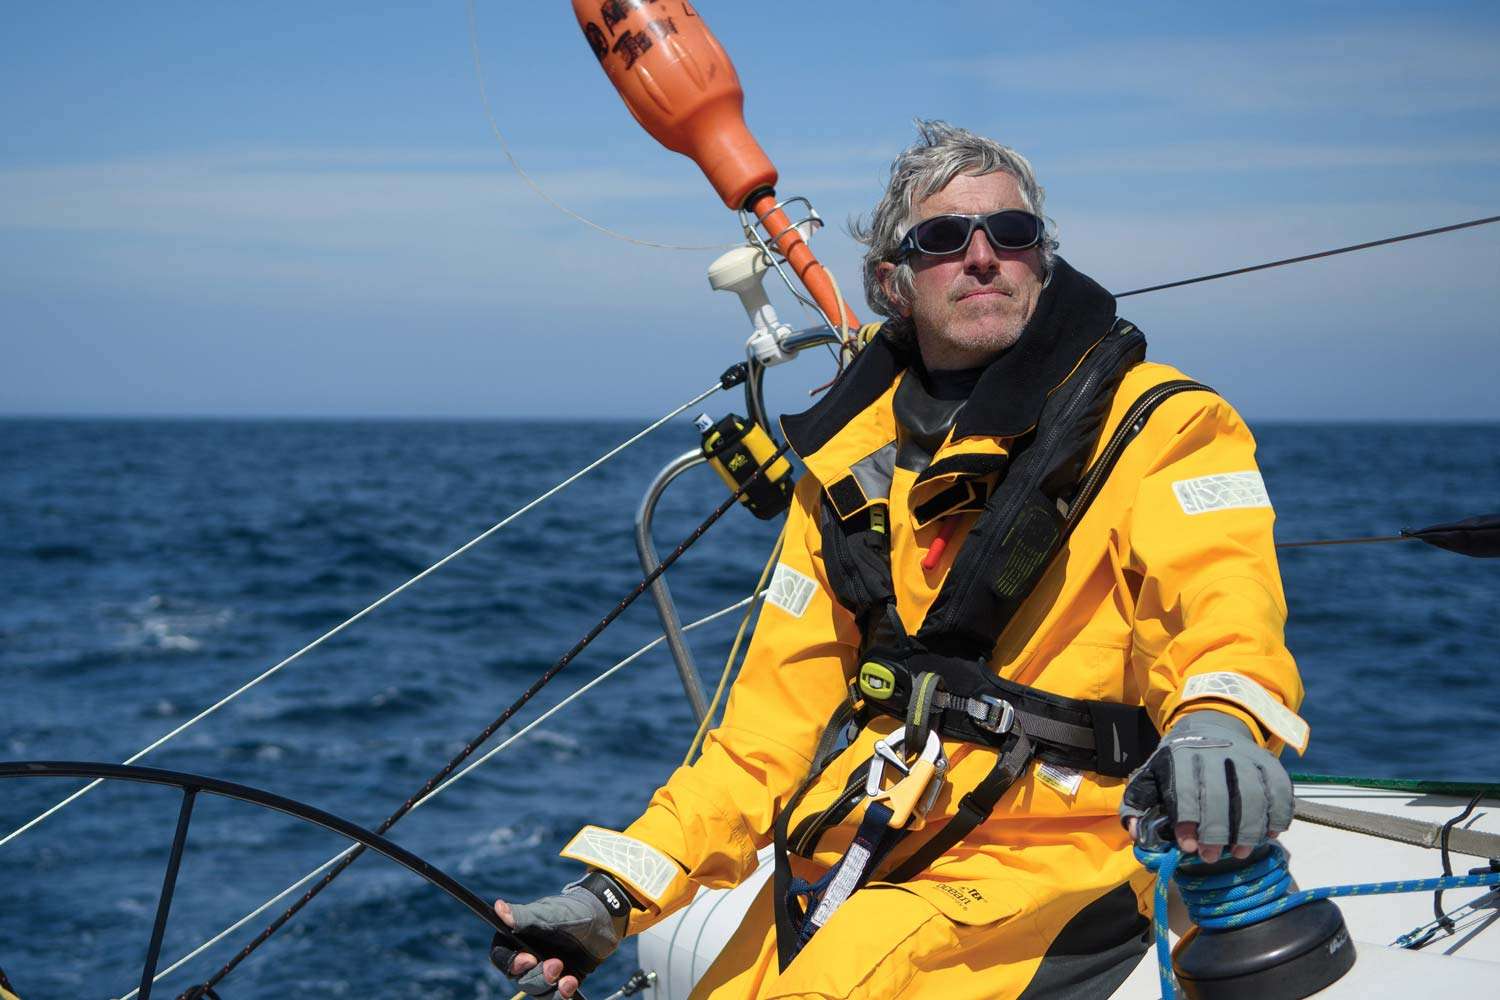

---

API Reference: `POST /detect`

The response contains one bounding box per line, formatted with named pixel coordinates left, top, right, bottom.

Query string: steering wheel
left=0, top=761, right=574, bottom=1000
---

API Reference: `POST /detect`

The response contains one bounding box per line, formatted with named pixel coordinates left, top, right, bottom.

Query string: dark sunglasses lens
left=914, top=216, right=975, bottom=254
left=984, top=211, right=1041, bottom=248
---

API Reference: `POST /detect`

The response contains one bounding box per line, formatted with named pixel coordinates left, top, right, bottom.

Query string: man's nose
left=964, top=230, right=1001, bottom=273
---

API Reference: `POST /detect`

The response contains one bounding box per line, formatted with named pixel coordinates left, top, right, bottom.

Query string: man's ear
left=875, top=261, right=911, bottom=318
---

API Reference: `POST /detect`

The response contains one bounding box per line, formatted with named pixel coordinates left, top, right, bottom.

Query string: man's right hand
left=491, top=871, right=632, bottom=999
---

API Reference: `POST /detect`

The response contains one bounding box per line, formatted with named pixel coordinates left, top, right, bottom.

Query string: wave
left=244, top=684, right=445, bottom=726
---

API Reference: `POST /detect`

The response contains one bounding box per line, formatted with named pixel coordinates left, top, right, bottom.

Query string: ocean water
left=1, top=418, right=1496, bottom=998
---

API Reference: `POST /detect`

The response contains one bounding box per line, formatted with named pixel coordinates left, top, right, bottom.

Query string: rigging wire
left=175, top=444, right=790, bottom=998
left=805, top=269, right=854, bottom=396
left=0, top=381, right=725, bottom=853
left=1115, top=214, right=1500, bottom=298
left=465, top=0, right=735, bottom=253
left=737, top=205, right=844, bottom=340
left=115, top=594, right=761, bottom=1000
left=681, top=526, right=786, bottom=766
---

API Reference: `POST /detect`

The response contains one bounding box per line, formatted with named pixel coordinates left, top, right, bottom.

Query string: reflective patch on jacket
left=1180, top=671, right=1310, bottom=752
left=1172, top=470, right=1271, bottom=515
left=766, top=563, right=817, bottom=618
left=560, top=826, right=685, bottom=907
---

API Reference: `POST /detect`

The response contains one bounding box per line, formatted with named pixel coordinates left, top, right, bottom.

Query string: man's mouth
left=957, top=287, right=1009, bottom=301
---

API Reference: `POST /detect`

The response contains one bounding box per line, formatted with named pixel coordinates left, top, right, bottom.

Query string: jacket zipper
left=1062, top=379, right=1213, bottom=534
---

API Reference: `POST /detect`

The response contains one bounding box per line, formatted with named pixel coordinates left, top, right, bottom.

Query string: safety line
left=1277, top=534, right=1406, bottom=549
left=115, top=594, right=758, bottom=1000
left=1114, top=214, right=1500, bottom=298
left=0, top=382, right=723, bottom=853
left=466, top=0, right=735, bottom=253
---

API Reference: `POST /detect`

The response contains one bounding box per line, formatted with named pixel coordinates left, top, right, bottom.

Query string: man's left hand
left=1120, top=708, right=1294, bottom=862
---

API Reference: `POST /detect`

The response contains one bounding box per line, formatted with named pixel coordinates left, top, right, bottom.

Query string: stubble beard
left=914, top=296, right=1028, bottom=371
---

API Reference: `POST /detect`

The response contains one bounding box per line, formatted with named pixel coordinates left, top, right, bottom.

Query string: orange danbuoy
left=571, top=0, right=776, bottom=211
left=571, top=0, right=860, bottom=328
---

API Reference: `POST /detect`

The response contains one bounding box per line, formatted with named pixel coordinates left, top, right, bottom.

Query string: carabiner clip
left=865, top=730, right=947, bottom=830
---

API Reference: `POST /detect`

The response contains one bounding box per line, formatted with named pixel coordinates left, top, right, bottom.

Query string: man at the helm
left=496, top=120, right=1304, bottom=999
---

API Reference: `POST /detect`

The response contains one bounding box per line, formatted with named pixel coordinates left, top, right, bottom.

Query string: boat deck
left=636, top=783, right=1499, bottom=998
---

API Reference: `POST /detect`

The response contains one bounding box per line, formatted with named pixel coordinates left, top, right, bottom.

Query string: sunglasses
left=896, top=210, right=1044, bottom=259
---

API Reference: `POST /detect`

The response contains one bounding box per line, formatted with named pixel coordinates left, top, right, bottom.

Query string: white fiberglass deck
left=636, top=784, right=1498, bottom=999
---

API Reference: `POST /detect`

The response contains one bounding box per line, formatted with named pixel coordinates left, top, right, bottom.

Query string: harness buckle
left=971, top=695, right=1015, bottom=735
left=865, top=731, right=947, bottom=830
left=865, top=735, right=912, bottom=796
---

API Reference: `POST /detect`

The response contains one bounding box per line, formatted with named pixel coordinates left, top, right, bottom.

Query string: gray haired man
left=495, top=120, right=1304, bottom=999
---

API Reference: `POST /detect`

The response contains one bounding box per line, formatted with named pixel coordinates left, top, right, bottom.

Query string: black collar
left=781, top=257, right=1119, bottom=458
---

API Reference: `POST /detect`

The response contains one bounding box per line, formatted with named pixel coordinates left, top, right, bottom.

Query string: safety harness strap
left=886, top=728, right=1035, bottom=885
left=818, top=502, right=908, bottom=652
left=859, top=648, right=1161, bottom=778
left=786, top=801, right=904, bottom=954
left=903, top=672, right=941, bottom=759
left=772, top=696, right=861, bottom=969
left=931, top=687, right=1109, bottom=764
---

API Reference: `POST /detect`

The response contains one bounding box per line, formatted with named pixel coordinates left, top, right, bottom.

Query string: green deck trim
left=1291, top=773, right=1500, bottom=797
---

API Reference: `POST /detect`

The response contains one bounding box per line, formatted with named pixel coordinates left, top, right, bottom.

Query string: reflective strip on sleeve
left=1180, top=672, right=1310, bottom=753
left=560, top=826, right=684, bottom=907
left=1172, top=471, right=1271, bottom=515
left=765, top=562, right=817, bottom=618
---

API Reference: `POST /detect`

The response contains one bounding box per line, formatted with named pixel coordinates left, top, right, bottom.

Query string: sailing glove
left=491, top=870, right=633, bottom=997
left=1120, top=708, right=1294, bottom=854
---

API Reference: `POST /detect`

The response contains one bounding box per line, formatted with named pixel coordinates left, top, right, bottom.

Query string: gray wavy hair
left=852, top=120, right=1058, bottom=322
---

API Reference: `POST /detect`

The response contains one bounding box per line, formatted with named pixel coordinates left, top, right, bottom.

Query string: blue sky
left=2, top=0, right=1497, bottom=420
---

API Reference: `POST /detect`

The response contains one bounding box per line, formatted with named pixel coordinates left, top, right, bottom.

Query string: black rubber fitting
left=1173, top=898, right=1357, bottom=999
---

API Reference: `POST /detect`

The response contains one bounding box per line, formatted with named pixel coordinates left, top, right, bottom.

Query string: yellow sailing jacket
left=562, top=261, right=1306, bottom=947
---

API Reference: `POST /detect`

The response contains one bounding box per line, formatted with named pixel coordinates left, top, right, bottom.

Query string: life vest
left=769, top=261, right=1217, bottom=965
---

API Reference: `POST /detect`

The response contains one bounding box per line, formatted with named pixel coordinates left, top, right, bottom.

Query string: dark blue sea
left=2, top=418, right=1497, bottom=998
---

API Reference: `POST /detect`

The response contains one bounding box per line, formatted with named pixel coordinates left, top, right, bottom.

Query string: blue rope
left=1134, top=843, right=1500, bottom=1000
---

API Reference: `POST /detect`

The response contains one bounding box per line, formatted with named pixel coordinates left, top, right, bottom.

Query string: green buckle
left=858, top=661, right=897, bottom=700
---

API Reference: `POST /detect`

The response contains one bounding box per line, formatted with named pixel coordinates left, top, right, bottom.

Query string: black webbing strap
left=861, top=649, right=1158, bottom=778
left=772, top=696, right=861, bottom=970
left=819, top=502, right=909, bottom=654
left=903, top=672, right=940, bottom=757
left=884, top=728, right=1036, bottom=884
left=809, top=692, right=859, bottom=774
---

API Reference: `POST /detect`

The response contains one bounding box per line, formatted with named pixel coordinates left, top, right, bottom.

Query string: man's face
left=879, top=171, right=1046, bottom=371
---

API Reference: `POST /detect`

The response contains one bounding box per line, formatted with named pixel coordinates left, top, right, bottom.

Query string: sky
left=1, top=0, right=1497, bottom=421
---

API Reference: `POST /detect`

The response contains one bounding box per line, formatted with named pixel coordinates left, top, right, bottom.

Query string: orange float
left=571, top=0, right=859, bottom=329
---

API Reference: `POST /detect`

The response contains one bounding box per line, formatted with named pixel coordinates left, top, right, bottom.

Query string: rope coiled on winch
left=1134, top=842, right=1500, bottom=1000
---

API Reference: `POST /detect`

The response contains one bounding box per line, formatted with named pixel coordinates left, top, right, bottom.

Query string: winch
left=1168, top=846, right=1356, bottom=1000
